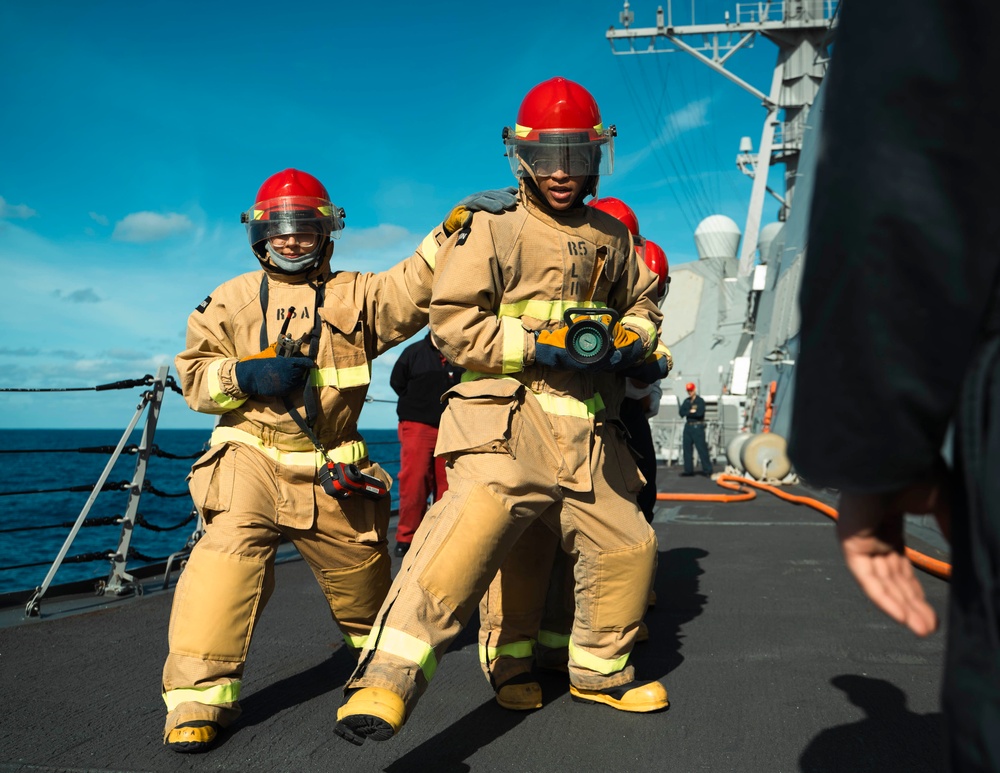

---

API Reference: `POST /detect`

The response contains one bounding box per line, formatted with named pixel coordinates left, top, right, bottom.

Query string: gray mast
left=606, top=0, right=835, bottom=277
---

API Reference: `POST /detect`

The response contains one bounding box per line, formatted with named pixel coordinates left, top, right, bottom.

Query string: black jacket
left=390, top=334, right=464, bottom=427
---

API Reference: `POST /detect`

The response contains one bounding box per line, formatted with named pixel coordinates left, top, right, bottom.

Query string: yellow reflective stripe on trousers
left=498, top=299, right=605, bottom=322
left=568, top=640, right=630, bottom=675
left=370, top=626, right=437, bottom=682
left=537, top=629, right=571, bottom=649
left=209, top=427, right=367, bottom=468
left=207, top=359, right=248, bottom=411
left=419, top=231, right=438, bottom=270
left=310, top=363, right=370, bottom=389
left=162, top=682, right=241, bottom=711
left=500, top=316, right=526, bottom=373
left=479, top=639, right=535, bottom=664
left=343, top=632, right=368, bottom=650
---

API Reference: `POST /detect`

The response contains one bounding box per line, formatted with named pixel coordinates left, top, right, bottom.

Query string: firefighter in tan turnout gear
left=478, top=198, right=674, bottom=711
left=335, top=77, right=670, bottom=747
left=161, top=168, right=443, bottom=753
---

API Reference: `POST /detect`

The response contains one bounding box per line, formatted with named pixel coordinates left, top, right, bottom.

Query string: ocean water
left=0, top=428, right=401, bottom=596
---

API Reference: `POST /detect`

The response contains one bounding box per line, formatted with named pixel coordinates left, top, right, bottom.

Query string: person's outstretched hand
left=836, top=479, right=949, bottom=637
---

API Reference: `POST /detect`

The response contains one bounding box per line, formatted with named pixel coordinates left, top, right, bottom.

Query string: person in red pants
left=389, top=333, right=463, bottom=556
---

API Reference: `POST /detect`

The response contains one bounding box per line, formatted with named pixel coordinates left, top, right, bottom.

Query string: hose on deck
left=656, top=473, right=952, bottom=581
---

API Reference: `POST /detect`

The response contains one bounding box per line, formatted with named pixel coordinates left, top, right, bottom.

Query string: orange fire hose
left=656, top=473, right=952, bottom=580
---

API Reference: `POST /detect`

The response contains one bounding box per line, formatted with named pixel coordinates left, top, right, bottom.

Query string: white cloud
left=333, top=223, right=426, bottom=272
left=615, top=97, right=712, bottom=178
left=112, top=211, right=194, bottom=242
left=89, top=211, right=109, bottom=226
left=0, top=195, right=37, bottom=220
left=53, top=288, right=102, bottom=303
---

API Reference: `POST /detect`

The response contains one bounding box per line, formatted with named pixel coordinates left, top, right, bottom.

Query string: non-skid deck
left=0, top=468, right=950, bottom=773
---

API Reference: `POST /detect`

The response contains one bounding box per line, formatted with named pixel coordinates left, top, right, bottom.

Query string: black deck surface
left=0, top=468, right=951, bottom=773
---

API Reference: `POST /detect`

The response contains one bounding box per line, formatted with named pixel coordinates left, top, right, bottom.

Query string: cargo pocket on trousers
left=319, top=551, right=391, bottom=630
left=341, top=461, right=392, bottom=544
left=591, top=536, right=657, bottom=632
left=187, top=444, right=236, bottom=518
left=435, top=379, right=523, bottom=458
left=605, top=423, right=645, bottom=495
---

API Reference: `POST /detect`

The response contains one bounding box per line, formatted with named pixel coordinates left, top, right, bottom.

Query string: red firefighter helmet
left=587, top=197, right=640, bottom=236
left=241, top=169, right=345, bottom=273
left=636, top=238, right=670, bottom=300
left=503, top=77, right=616, bottom=179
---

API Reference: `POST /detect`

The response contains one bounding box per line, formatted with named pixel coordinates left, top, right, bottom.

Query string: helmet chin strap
left=264, top=242, right=323, bottom=274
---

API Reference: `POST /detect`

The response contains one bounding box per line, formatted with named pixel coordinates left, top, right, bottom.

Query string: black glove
left=443, top=187, right=519, bottom=236
left=607, top=323, right=646, bottom=370
left=458, top=186, right=518, bottom=212
left=620, top=350, right=671, bottom=383
left=235, top=356, right=314, bottom=397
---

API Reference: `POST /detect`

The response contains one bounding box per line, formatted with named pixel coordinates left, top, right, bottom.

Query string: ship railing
left=0, top=366, right=205, bottom=617
left=1, top=371, right=405, bottom=617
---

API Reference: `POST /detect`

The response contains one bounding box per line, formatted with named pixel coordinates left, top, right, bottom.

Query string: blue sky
left=0, top=0, right=779, bottom=431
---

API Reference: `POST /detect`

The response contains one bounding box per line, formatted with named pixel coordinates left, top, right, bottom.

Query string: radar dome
left=694, top=215, right=741, bottom=261
left=757, top=222, right=784, bottom=264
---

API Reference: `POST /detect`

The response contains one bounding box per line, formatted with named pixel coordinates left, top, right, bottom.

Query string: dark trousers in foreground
left=945, top=334, right=1000, bottom=772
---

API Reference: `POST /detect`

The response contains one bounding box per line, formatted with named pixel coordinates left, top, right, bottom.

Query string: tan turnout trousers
left=346, top=381, right=656, bottom=708
left=161, top=443, right=392, bottom=735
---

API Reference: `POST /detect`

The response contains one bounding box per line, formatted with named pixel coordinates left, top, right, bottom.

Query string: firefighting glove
left=607, top=323, right=647, bottom=370
left=235, top=356, right=314, bottom=397
left=534, top=325, right=603, bottom=371
left=443, top=187, right=519, bottom=236
left=621, top=347, right=672, bottom=383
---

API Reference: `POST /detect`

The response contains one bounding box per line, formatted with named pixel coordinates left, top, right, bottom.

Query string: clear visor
left=505, top=133, right=614, bottom=178
left=242, top=196, right=345, bottom=246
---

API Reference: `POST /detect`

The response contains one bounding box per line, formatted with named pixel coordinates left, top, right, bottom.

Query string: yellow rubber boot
left=569, top=680, right=669, bottom=713
left=495, top=673, right=543, bottom=711
left=335, top=688, right=406, bottom=745
left=164, top=720, right=220, bottom=754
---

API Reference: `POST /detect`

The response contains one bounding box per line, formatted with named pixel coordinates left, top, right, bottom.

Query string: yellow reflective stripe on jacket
left=207, top=359, right=247, bottom=411
left=498, top=299, right=605, bottom=322
left=621, top=315, right=658, bottom=354
left=210, top=427, right=367, bottom=468
left=568, top=640, right=630, bottom=675
left=310, top=363, right=370, bottom=389
left=500, top=316, right=526, bottom=373
left=479, top=639, right=535, bottom=664
left=537, top=629, right=571, bottom=649
left=419, top=231, right=438, bottom=270
left=162, top=682, right=241, bottom=711
left=458, top=373, right=604, bottom=419
left=370, top=626, right=437, bottom=682
left=534, top=391, right=605, bottom=419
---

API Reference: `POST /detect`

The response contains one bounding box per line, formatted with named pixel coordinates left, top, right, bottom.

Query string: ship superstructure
left=605, top=0, right=837, bottom=477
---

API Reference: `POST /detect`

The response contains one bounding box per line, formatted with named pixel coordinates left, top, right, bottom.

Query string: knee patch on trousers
left=419, top=483, right=516, bottom=625
left=320, top=550, right=391, bottom=638
left=590, top=535, right=657, bottom=632
left=170, top=550, right=269, bottom=661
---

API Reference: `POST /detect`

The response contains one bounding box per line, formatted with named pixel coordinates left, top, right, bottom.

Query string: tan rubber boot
left=569, top=680, right=669, bottom=713
left=164, top=720, right=221, bottom=754
left=334, top=687, right=406, bottom=745
left=495, top=673, right=543, bottom=711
